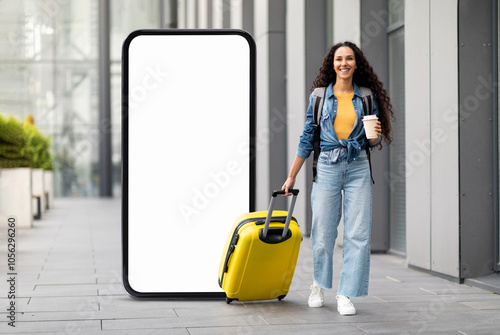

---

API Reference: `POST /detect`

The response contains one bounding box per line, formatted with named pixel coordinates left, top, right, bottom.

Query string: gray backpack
left=311, top=86, right=374, bottom=183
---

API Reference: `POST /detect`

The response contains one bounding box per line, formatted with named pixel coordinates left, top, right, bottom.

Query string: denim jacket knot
left=319, top=139, right=362, bottom=164
left=296, top=82, right=380, bottom=161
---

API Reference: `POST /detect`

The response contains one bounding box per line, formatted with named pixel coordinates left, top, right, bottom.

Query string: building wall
left=2, top=0, right=495, bottom=281
left=173, top=0, right=499, bottom=280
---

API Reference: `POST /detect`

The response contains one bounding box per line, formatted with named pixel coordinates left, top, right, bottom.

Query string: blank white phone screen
left=125, top=31, right=252, bottom=294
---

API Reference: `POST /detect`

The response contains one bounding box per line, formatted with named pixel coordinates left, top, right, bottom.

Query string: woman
left=282, top=41, right=393, bottom=315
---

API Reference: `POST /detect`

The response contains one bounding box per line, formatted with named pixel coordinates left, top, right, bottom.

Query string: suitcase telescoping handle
left=262, top=189, right=299, bottom=239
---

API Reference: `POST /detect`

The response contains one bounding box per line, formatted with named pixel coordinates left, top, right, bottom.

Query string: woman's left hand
left=369, top=121, right=382, bottom=146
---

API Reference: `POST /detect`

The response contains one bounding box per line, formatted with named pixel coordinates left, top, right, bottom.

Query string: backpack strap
left=312, top=87, right=326, bottom=182
left=360, top=86, right=375, bottom=184
left=360, top=87, right=373, bottom=116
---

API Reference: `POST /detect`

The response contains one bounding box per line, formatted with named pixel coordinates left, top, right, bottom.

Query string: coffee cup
left=362, top=115, right=379, bottom=139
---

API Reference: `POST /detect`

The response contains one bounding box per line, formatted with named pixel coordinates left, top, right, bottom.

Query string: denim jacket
left=296, top=82, right=380, bottom=163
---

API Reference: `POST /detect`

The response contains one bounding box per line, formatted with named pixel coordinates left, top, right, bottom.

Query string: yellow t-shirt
left=334, top=93, right=356, bottom=140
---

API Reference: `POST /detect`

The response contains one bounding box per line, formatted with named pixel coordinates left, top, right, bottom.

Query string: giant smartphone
left=122, top=30, right=255, bottom=298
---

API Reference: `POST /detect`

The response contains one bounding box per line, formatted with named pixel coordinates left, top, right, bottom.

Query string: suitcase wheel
left=278, top=295, right=286, bottom=301
left=226, top=297, right=234, bottom=304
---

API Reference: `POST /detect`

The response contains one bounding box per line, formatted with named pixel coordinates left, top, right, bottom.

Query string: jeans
left=311, top=151, right=372, bottom=297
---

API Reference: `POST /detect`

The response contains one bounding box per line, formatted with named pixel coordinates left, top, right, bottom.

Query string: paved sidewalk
left=1, top=198, right=500, bottom=334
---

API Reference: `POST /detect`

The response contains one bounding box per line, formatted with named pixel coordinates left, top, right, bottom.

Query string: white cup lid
left=362, top=115, right=378, bottom=121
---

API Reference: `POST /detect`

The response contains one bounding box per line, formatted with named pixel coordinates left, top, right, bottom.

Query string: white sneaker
left=336, top=295, right=356, bottom=315
left=308, top=285, right=324, bottom=308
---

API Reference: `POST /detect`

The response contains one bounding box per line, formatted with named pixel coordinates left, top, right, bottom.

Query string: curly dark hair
left=312, top=41, right=394, bottom=145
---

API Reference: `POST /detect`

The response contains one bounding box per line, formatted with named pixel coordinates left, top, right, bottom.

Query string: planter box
left=32, top=168, right=45, bottom=215
left=0, top=168, right=33, bottom=228
left=43, top=170, right=54, bottom=210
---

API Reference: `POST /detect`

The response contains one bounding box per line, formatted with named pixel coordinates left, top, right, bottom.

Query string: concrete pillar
left=458, top=0, right=495, bottom=278
left=186, top=0, right=196, bottom=28
left=406, top=0, right=460, bottom=278
left=286, top=0, right=307, bottom=235
left=303, top=0, right=328, bottom=235
left=361, top=0, right=390, bottom=251
left=405, top=0, right=431, bottom=269
left=98, top=0, right=112, bottom=197
left=197, top=0, right=208, bottom=28
left=230, top=0, right=242, bottom=29
left=254, top=0, right=287, bottom=210
left=333, top=0, right=360, bottom=44
left=242, top=0, right=253, bottom=36
left=212, top=0, right=223, bottom=28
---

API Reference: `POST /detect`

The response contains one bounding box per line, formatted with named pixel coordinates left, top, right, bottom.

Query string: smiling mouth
left=340, top=68, right=350, bottom=72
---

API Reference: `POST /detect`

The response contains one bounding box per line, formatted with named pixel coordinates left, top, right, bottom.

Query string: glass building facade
left=0, top=0, right=161, bottom=197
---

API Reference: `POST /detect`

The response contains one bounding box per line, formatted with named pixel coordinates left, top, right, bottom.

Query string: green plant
left=0, top=114, right=32, bottom=168
left=0, top=113, right=53, bottom=169
left=24, top=122, right=53, bottom=170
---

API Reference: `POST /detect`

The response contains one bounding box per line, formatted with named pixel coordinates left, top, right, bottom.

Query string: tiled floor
left=1, top=198, right=500, bottom=334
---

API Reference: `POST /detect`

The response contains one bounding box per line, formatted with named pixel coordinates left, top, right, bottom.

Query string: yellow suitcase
left=218, top=189, right=302, bottom=303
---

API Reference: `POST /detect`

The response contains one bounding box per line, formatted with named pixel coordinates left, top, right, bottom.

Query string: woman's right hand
left=282, top=177, right=296, bottom=196
left=281, top=155, right=305, bottom=196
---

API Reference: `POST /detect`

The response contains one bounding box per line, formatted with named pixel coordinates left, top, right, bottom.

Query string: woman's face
left=333, top=46, right=357, bottom=80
